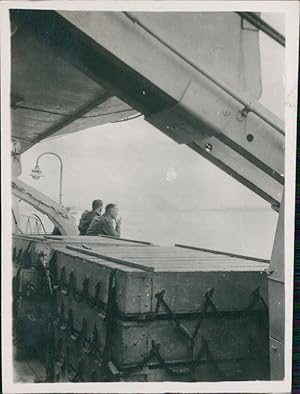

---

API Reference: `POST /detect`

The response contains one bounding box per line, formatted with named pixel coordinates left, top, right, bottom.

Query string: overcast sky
left=18, top=12, right=284, bottom=258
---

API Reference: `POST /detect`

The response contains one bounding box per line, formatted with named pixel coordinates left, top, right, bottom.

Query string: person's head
left=105, top=203, right=119, bottom=219
left=92, top=199, right=103, bottom=214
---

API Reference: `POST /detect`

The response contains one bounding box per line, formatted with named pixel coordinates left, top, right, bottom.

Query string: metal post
left=268, top=191, right=285, bottom=379
left=35, top=152, right=63, bottom=205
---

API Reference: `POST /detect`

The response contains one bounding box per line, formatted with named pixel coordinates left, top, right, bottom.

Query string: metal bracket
left=237, top=102, right=254, bottom=120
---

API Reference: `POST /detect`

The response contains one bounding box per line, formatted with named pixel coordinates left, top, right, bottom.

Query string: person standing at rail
left=86, top=203, right=121, bottom=237
left=78, top=199, right=103, bottom=235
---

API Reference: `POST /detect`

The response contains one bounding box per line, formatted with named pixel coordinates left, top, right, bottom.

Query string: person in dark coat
left=78, top=199, right=103, bottom=235
left=86, top=203, right=121, bottom=237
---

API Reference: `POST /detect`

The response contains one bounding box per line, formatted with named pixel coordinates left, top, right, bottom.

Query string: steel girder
left=11, top=177, right=78, bottom=235
left=12, top=10, right=284, bottom=206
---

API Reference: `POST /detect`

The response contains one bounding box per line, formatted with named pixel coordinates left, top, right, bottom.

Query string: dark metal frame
left=11, top=10, right=284, bottom=206
left=237, top=12, right=285, bottom=47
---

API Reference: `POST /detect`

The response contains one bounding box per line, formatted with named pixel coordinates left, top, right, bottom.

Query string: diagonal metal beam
left=12, top=177, right=78, bottom=235
left=12, top=10, right=284, bottom=207
left=188, top=142, right=280, bottom=206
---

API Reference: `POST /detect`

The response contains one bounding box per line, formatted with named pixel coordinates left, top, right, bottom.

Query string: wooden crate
left=13, top=235, right=270, bottom=381
left=13, top=234, right=151, bottom=267
left=52, top=246, right=269, bottom=314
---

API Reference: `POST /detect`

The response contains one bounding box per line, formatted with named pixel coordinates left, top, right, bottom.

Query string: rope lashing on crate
left=13, top=246, right=17, bottom=262
left=20, top=240, right=34, bottom=268
left=151, top=287, right=267, bottom=340
left=102, top=269, right=117, bottom=370
left=152, top=288, right=219, bottom=343
left=113, top=287, right=268, bottom=381
left=54, top=339, right=71, bottom=378
left=67, top=358, right=99, bottom=382
left=54, top=337, right=66, bottom=372
left=48, top=252, right=59, bottom=292
left=192, top=288, right=218, bottom=337
left=66, top=309, right=80, bottom=342
left=59, top=266, right=68, bottom=294
left=79, top=277, right=89, bottom=302
left=80, top=318, right=88, bottom=347
left=246, top=287, right=269, bottom=320
left=59, top=269, right=116, bottom=380
left=191, top=336, right=228, bottom=380
left=66, top=270, right=75, bottom=296
left=68, top=359, right=85, bottom=382
left=45, top=321, right=56, bottom=382
left=53, top=282, right=268, bottom=375
left=82, top=324, right=101, bottom=358
left=54, top=330, right=101, bottom=381
left=107, top=289, right=223, bottom=380
left=50, top=264, right=267, bottom=322
left=106, top=289, right=222, bottom=380
left=154, top=290, right=193, bottom=340
left=107, top=340, right=164, bottom=378
left=54, top=300, right=104, bottom=357
left=150, top=340, right=192, bottom=377
left=13, top=246, right=31, bottom=266
left=58, top=302, right=66, bottom=330
left=110, top=338, right=220, bottom=380
left=41, top=253, right=57, bottom=297
left=54, top=337, right=63, bottom=362
left=16, top=248, right=23, bottom=264
left=47, top=252, right=269, bottom=382
left=51, top=263, right=103, bottom=309
left=79, top=319, right=101, bottom=358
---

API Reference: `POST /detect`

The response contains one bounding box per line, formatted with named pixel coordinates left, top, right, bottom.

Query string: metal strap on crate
left=50, top=260, right=268, bottom=323
left=82, top=324, right=101, bottom=358
left=246, top=287, right=268, bottom=315
left=102, top=269, right=117, bottom=367
left=108, top=338, right=226, bottom=380
left=191, top=337, right=228, bottom=380
left=45, top=321, right=56, bottom=382
left=145, top=288, right=219, bottom=342
left=16, top=248, right=23, bottom=264
left=55, top=269, right=117, bottom=366
left=58, top=267, right=94, bottom=302
left=57, top=270, right=116, bottom=382
left=22, top=241, right=33, bottom=267
left=112, top=336, right=249, bottom=381
left=108, top=286, right=268, bottom=381
left=48, top=247, right=268, bottom=382
left=150, top=340, right=192, bottom=378
left=48, top=252, right=59, bottom=292
left=48, top=253, right=101, bottom=306
left=68, top=359, right=85, bottom=382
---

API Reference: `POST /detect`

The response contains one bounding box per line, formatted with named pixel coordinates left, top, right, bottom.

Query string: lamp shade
left=29, top=164, right=43, bottom=180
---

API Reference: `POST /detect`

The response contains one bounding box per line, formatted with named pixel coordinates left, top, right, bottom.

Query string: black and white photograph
left=1, top=1, right=299, bottom=392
